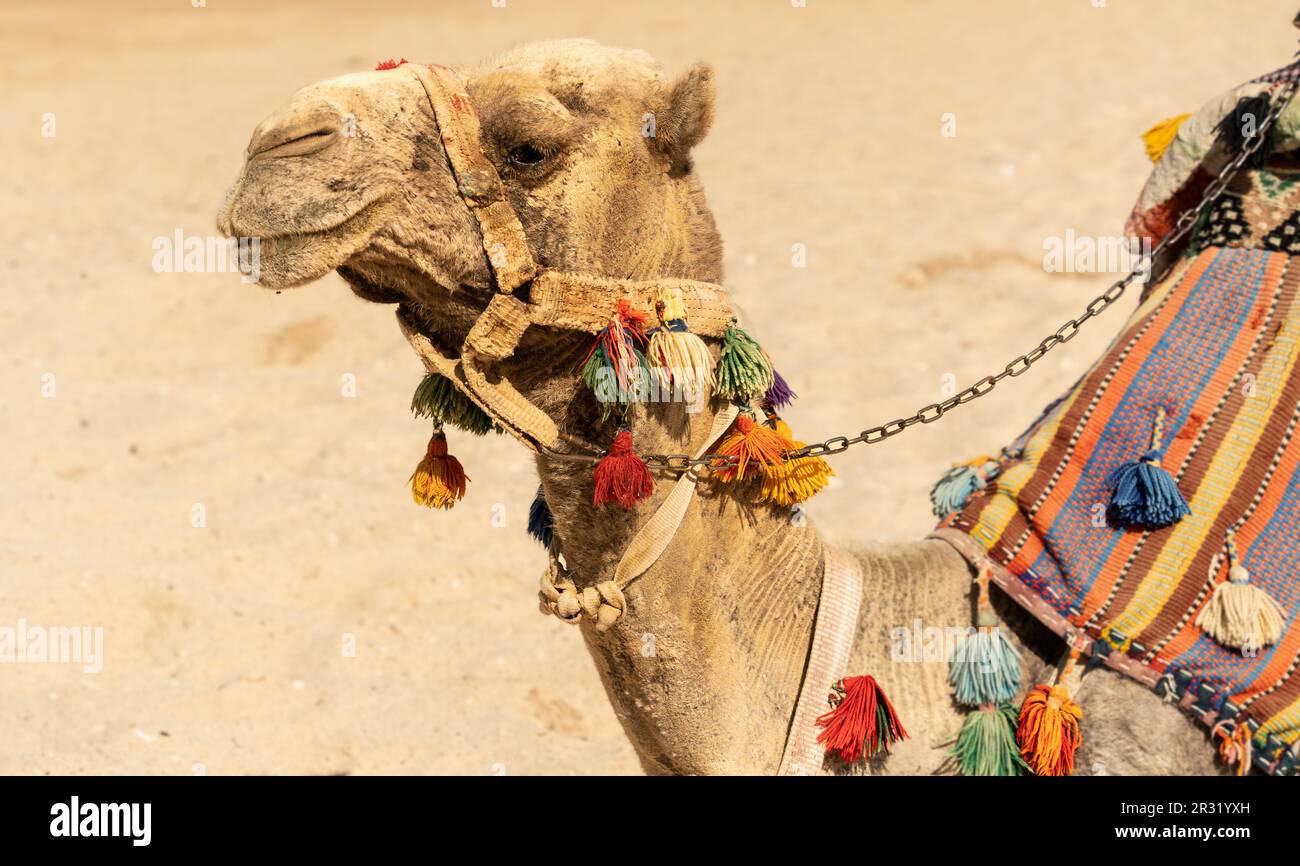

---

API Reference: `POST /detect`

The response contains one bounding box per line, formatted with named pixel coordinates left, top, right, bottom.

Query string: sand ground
left=1, top=0, right=1295, bottom=774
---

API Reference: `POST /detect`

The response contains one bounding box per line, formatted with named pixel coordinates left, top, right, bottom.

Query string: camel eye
left=507, top=143, right=546, bottom=166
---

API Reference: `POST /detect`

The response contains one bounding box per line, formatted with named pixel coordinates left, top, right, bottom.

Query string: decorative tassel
left=950, top=570, right=1022, bottom=705
left=1141, top=113, right=1191, bottom=163
left=714, top=318, right=774, bottom=402
left=1211, top=720, right=1253, bottom=777
left=528, top=486, right=554, bottom=548
left=592, top=428, right=654, bottom=508
left=646, top=295, right=714, bottom=397
left=815, top=675, right=908, bottom=765
left=1106, top=407, right=1190, bottom=529
left=711, top=412, right=794, bottom=483
left=763, top=355, right=797, bottom=410
left=1016, top=649, right=1083, bottom=777
left=374, top=58, right=409, bottom=71
left=758, top=411, right=833, bottom=505
left=1196, top=531, right=1286, bottom=650
left=411, top=372, right=497, bottom=435
left=409, top=427, right=468, bottom=509
left=930, top=456, right=998, bottom=519
left=1216, top=94, right=1276, bottom=169
left=581, top=301, right=650, bottom=416
left=951, top=703, right=1026, bottom=776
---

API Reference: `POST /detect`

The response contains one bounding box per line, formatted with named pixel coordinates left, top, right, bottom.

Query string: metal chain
left=545, top=76, right=1298, bottom=471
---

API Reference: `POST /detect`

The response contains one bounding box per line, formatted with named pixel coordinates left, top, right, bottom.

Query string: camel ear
left=654, top=63, right=715, bottom=170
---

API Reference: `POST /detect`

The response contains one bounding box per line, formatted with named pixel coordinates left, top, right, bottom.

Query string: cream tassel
left=1196, top=531, right=1286, bottom=651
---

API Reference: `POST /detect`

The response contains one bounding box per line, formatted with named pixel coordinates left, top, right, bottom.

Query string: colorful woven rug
left=932, top=60, right=1300, bottom=775
left=934, top=246, right=1300, bottom=775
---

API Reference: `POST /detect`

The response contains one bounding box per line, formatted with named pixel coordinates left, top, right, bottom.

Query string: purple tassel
left=764, top=366, right=797, bottom=410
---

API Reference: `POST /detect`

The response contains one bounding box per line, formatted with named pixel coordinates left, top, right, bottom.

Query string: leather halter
left=400, top=63, right=735, bottom=456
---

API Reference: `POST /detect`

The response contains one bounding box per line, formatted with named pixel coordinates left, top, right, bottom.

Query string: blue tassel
left=949, top=627, right=1022, bottom=705
left=528, top=486, right=554, bottom=547
left=930, top=460, right=996, bottom=519
left=1106, top=452, right=1190, bottom=529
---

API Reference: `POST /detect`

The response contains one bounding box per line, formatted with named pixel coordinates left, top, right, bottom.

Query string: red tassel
left=593, top=429, right=654, bottom=508
left=815, top=675, right=908, bottom=764
left=375, top=58, right=409, bottom=71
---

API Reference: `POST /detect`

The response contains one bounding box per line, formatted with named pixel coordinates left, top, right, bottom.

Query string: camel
left=218, top=39, right=1224, bottom=775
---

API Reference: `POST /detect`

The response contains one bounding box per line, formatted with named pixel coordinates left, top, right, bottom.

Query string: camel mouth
left=227, top=195, right=389, bottom=246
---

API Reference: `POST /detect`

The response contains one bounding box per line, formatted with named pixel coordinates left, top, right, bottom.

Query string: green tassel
left=714, top=319, right=774, bottom=401
left=411, top=373, right=498, bottom=435
left=951, top=703, right=1026, bottom=776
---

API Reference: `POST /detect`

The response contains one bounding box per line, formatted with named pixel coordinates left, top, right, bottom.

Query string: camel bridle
left=398, top=62, right=736, bottom=460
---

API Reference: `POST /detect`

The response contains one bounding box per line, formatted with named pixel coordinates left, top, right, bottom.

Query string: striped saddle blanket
left=933, top=60, right=1300, bottom=775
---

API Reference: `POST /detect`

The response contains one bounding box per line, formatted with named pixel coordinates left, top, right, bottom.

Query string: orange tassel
left=593, top=428, right=654, bottom=508
left=1212, top=720, right=1253, bottom=776
left=712, top=414, right=795, bottom=482
left=1016, top=684, right=1083, bottom=776
left=815, top=675, right=908, bottom=764
left=409, top=430, right=468, bottom=509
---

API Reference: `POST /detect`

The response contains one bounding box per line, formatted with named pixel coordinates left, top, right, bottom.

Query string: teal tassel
left=949, top=626, right=1022, bottom=705
left=930, top=459, right=996, bottom=519
left=528, top=486, right=554, bottom=548
left=950, top=703, right=1026, bottom=776
left=1106, top=453, right=1191, bottom=529
left=714, top=319, right=774, bottom=401
left=411, top=373, right=498, bottom=436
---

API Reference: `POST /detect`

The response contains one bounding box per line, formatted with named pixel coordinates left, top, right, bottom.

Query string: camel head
left=218, top=39, right=724, bottom=343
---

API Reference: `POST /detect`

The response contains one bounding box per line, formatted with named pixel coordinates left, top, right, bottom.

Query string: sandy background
left=1, top=0, right=1295, bottom=775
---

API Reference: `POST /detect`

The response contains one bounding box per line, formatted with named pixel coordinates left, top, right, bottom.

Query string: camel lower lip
left=229, top=198, right=385, bottom=243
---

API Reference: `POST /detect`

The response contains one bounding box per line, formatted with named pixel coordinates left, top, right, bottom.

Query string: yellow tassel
left=1195, top=564, right=1286, bottom=650
left=409, top=429, right=468, bottom=509
left=759, top=419, right=833, bottom=506
left=1142, top=113, right=1192, bottom=163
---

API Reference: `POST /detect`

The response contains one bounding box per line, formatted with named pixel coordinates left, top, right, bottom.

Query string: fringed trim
left=930, top=455, right=998, bottom=519
left=592, top=427, right=654, bottom=508
left=581, top=301, right=650, bottom=417
left=646, top=290, right=715, bottom=398
left=951, top=703, right=1026, bottom=776
left=1142, top=112, right=1192, bottom=163
left=1016, top=648, right=1084, bottom=777
left=950, top=568, right=1022, bottom=705
left=714, top=318, right=774, bottom=402
left=1211, top=719, right=1254, bottom=777
left=711, top=411, right=794, bottom=483
left=757, top=409, right=833, bottom=506
left=1215, top=93, right=1277, bottom=169
left=1196, top=530, right=1286, bottom=651
left=411, top=372, right=498, bottom=435
left=528, top=485, right=554, bottom=547
left=763, top=354, right=797, bottom=410
left=1106, top=407, right=1190, bottom=529
left=815, top=675, right=908, bottom=765
left=409, top=425, right=468, bottom=509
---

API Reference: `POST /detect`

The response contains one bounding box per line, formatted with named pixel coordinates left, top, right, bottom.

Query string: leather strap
left=777, top=545, right=863, bottom=776
left=613, top=404, right=739, bottom=588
